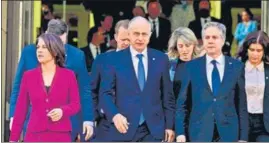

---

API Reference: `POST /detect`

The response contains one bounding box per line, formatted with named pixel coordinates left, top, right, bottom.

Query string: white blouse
left=245, top=61, right=265, bottom=114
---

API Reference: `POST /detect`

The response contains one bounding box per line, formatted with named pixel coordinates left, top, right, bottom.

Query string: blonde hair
left=167, top=27, right=200, bottom=59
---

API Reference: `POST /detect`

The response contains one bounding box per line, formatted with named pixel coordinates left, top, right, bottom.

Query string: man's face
left=101, top=16, right=113, bottom=32
left=129, top=22, right=151, bottom=52
left=132, top=7, right=146, bottom=17
left=115, top=27, right=130, bottom=50
left=148, top=2, right=160, bottom=19
left=203, top=27, right=224, bottom=57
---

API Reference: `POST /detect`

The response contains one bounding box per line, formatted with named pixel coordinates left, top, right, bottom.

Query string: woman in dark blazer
left=238, top=31, right=269, bottom=142
left=10, top=33, right=81, bottom=142
left=167, top=27, right=203, bottom=142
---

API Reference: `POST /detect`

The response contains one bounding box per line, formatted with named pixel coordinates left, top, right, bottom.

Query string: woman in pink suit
left=9, top=33, right=81, bottom=142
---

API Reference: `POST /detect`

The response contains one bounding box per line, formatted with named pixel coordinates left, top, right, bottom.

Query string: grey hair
left=201, top=22, right=226, bottom=40
left=115, top=19, right=130, bottom=35
left=167, top=27, right=200, bottom=59
left=128, top=16, right=151, bottom=32
left=47, top=19, right=69, bottom=36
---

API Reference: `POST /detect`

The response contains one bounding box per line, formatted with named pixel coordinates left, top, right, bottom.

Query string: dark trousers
left=249, top=113, right=269, bottom=142
left=212, top=122, right=220, bottom=142
left=131, top=122, right=162, bottom=142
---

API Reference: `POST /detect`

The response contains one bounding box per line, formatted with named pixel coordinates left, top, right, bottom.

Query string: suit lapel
left=143, top=49, right=153, bottom=92
left=264, top=63, right=269, bottom=97
left=200, top=56, right=212, bottom=94
left=217, top=56, right=233, bottom=96
left=125, top=48, right=141, bottom=92
left=37, top=65, right=60, bottom=97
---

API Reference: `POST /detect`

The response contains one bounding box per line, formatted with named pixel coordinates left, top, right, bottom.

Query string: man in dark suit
left=80, top=27, right=106, bottom=72
left=9, top=19, right=94, bottom=141
left=189, top=0, right=232, bottom=56
left=93, top=16, right=175, bottom=142
left=176, top=22, right=248, bottom=142
left=146, top=0, right=171, bottom=52
left=90, top=19, right=130, bottom=124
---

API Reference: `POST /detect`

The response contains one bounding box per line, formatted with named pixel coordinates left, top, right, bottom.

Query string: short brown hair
left=37, top=33, right=65, bottom=67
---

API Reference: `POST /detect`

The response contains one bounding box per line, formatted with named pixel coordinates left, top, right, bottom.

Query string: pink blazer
left=10, top=66, right=81, bottom=141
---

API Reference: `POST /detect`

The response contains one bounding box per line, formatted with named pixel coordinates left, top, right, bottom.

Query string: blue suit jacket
left=98, top=48, right=175, bottom=141
left=9, top=44, right=94, bottom=139
left=176, top=56, right=248, bottom=141
left=90, top=51, right=116, bottom=121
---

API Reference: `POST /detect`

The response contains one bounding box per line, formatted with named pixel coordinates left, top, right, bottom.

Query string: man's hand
left=164, top=129, right=175, bottom=142
left=9, top=117, right=14, bottom=130
left=112, top=113, right=129, bottom=134
left=176, top=135, right=186, bottom=142
left=83, top=122, right=94, bottom=141
left=47, top=108, right=63, bottom=122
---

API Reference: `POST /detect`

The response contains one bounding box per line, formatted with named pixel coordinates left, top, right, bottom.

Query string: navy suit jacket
left=9, top=44, right=94, bottom=139
left=176, top=55, right=248, bottom=141
left=90, top=51, right=116, bottom=121
left=99, top=48, right=175, bottom=141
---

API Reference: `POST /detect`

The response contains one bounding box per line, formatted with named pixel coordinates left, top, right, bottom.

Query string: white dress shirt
left=130, top=46, right=148, bottom=80
left=148, top=17, right=159, bottom=38
left=200, top=17, right=212, bottom=28
left=206, top=54, right=225, bottom=91
left=245, top=61, right=265, bottom=114
left=89, top=43, right=101, bottom=59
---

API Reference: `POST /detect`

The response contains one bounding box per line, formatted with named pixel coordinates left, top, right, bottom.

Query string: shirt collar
left=130, top=46, right=148, bottom=59
left=148, top=17, right=159, bottom=23
left=206, top=54, right=225, bottom=66
left=245, top=61, right=264, bottom=72
left=201, top=17, right=211, bottom=21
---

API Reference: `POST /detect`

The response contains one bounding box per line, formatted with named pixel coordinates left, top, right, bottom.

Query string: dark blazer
left=90, top=51, right=116, bottom=121
left=188, top=17, right=221, bottom=40
left=176, top=55, right=248, bottom=141
left=9, top=44, right=93, bottom=140
left=80, top=46, right=95, bottom=72
left=147, top=16, right=171, bottom=52
left=264, top=64, right=269, bottom=132
left=10, top=66, right=81, bottom=141
left=97, top=48, right=175, bottom=141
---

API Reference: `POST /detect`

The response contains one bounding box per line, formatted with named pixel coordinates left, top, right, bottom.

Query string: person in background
left=167, top=27, right=200, bottom=141
left=170, top=0, right=195, bottom=32
left=40, top=3, right=54, bottom=34
left=147, top=0, right=171, bottom=52
left=167, top=27, right=200, bottom=93
left=238, top=31, right=269, bottom=142
left=235, top=8, right=258, bottom=53
left=132, top=6, right=146, bottom=18
left=10, top=33, right=81, bottom=142
left=90, top=19, right=130, bottom=126
left=9, top=19, right=94, bottom=142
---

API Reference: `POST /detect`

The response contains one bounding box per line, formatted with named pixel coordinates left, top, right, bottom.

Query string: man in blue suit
left=90, top=19, right=130, bottom=123
left=176, top=22, right=248, bottom=142
left=94, top=16, right=175, bottom=142
left=9, top=19, right=94, bottom=141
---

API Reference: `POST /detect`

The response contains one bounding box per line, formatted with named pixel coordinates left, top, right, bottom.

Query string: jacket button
left=46, top=99, right=49, bottom=102
left=213, top=98, right=216, bottom=102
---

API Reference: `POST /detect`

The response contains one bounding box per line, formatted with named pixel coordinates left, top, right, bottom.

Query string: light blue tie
left=136, top=54, right=145, bottom=124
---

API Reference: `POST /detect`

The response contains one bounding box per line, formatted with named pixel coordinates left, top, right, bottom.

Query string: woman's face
left=177, top=39, right=195, bottom=61
left=248, top=43, right=264, bottom=65
left=36, top=38, right=55, bottom=64
left=241, top=11, right=250, bottom=22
